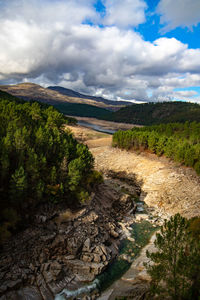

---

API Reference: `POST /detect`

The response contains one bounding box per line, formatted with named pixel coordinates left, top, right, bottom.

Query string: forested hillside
left=113, top=122, right=200, bottom=175
left=54, top=102, right=112, bottom=118
left=105, top=102, right=200, bottom=125
left=0, top=92, right=101, bottom=243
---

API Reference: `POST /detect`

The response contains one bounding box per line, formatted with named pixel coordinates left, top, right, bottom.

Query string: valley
left=72, top=122, right=200, bottom=219
left=0, top=118, right=200, bottom=300
left=1, top=0, right=200, bottom=299
left=68, top=116, right=137, bottom=135
left=58, top=123, right=200, bottom=299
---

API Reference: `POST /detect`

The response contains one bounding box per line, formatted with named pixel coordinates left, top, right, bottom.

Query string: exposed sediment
left=89, top=139, right=200, bottom=219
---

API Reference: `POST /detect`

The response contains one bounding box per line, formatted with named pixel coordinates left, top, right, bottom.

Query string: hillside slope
left=48, top=85, right=133, bottom=106
left=0, top=83, right=114, bottom=118
left=0, top=83, right=124, bottom=111
left=104, top=101, right=200, bottom=125
left=83, top=133, right=200, bottom=219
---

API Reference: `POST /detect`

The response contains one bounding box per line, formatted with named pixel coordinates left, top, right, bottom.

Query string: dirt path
left=68, top=125, right=200, bottom=219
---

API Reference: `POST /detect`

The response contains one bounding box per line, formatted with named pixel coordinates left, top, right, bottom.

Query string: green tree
left=147, top=131, right=159, bottom=153
left=156, top=136, right=167, bottom=156
left=145, top=214, right=200, bottom=300
left=9, top=166, right=28, bottom=205
left=0, top=93, right=100, bottom=242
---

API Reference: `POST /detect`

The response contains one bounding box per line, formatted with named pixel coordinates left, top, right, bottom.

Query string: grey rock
left=93, top=246, right=103, bottom=256
left=93, top=254, right=101, bottom=263
left=82, top=238, right=91, bottom=252
left=82, top=211, right=99, bottom=223
left=110, top=229, right=119, bottom=238
left=19, top=286, right=43, bottom=300
left=67, top=237, right=83, bottom=255
left=63, top=255, right=75, bottom=261
left=81, top=253, right=93, bottom=263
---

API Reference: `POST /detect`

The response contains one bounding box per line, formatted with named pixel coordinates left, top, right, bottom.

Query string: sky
left=0, top=0, right=200, bottom=103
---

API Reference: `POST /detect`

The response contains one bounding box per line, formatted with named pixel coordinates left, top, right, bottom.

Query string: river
left=55, top=123, right=163, bottom=300
left=55, top=177, right=160, bottom=300
left=77, top=120, right=116, bottom=134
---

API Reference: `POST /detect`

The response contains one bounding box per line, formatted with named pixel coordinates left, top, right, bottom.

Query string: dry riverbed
left=67, top=123, right=200, bottom=299
left=1, top=122, right=199, bottom=300
left=68, top=116, right=139, bottom=132
left=68, top=124, right=200, bottom=219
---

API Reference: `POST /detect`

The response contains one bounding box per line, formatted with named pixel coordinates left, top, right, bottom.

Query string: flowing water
left=77, top=120, right=116, bottom=134
left=55, top=126, right=159, bottom=300
left=55, top=279, right=100, bottom=300
left=97, top=220, right=157, bottom=292
left=55, top=204, right=158, bottom=299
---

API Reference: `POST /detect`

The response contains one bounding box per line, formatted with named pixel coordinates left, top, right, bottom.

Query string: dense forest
left=0, top=91, right=101, bottom=243
left=54, top=102, right=112, bottom=118
left=104, top=102, right=200, bottom=125
left=113, top=122, right=200, bottom=175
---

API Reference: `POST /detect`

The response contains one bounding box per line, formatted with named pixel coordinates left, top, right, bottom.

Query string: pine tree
left=145, top=214, right=200, bottom=300
left=9, top=166, right=27, bottom=205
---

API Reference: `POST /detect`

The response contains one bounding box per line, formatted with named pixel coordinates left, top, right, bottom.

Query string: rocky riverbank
left=0, top=180, right=139, bottom=300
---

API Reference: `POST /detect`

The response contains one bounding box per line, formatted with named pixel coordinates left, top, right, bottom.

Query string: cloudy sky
left=0, top=0, right=200, bottom=103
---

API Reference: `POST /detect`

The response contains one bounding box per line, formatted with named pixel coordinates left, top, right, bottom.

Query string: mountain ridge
left=0, top=83, right=129, bottom=111
left=48, top=85, right=133, bottom=106
left=1, top=83, right=200, bottom=124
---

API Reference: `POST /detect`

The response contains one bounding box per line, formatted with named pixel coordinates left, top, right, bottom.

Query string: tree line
left=0, top=92, right=102, bottom=243
left=112, top=122, right=200, bottom=175
left=103, top=102, right=200, bottom=125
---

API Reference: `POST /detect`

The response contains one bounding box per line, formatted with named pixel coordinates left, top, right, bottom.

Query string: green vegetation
left=0, top=92, right=101, bottom=243
left=104, top=102, right=200, bottom=125
left=54, top=102, right=112, bottom=118
left=145, top=214, right=200, bottom=300
left=112, top=122, right=200, bottom=175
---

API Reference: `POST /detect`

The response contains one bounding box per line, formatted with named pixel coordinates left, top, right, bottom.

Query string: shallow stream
left=77, top=120, right=116, bottom=134
left=55, top=127, right=160, bottom=300
left=55, top=201, right=158, bottom=300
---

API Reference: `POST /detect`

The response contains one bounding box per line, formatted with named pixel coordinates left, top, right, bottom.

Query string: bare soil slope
left=69, top=125, right=200, bottom=219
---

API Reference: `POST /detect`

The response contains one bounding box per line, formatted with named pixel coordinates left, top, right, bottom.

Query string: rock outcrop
left=0, top=183, right=137, bottom=300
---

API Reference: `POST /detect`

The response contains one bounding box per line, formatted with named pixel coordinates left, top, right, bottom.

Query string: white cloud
left=157, top=0, right=200, bottom=31
left=0, top=0, right=200, bottom=103
left=160, top=74, right=200, bottom=89
left=173, top=90, right=198, bottom=98
left=102, top=0, right=147, bottom=28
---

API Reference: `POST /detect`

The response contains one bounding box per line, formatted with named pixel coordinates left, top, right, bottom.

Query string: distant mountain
left=48, top=86, right=133, bottom=106
left=104, top=101, right=200, bottom=125
left=0, top=89, right=24, bottom=102
left=0, top=83, right=128, bottom=112
left=2, top=83, right=198, bottom=126
left=0, top=83, right=113, bottom=118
